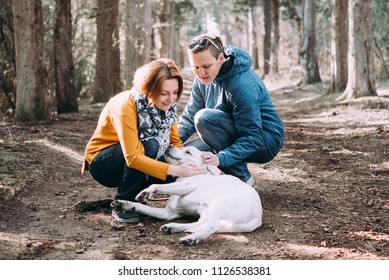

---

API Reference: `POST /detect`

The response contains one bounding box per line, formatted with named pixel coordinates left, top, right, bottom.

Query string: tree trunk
left=337, top=0, right=377, bottom=101
left=144, top=0, right=152, bottom=63
left=328, top=0, right=348, bottom=94
left=159, top=0, right=172, bottom=58
left=0, top=0, right=16, bottom=117
left=263, top=0, right=272, bottom=77
left=125, top=0, right=152, bottom=88
left=110, top=0, right=121, bottom=95
left=290, top=1, right=302, bottom=64
left=167, top=1, right=175, bottom=60
left=300, top=0, right=321, bottom=84
left=250, top=6, right=260, bottom=69
left=93, top=0, right=120, bottom=103
left=271, top=0, right=280, bottom=74
left=54, top=0, right=78, bottom=114
left=13, top=0, right=48, bottom=122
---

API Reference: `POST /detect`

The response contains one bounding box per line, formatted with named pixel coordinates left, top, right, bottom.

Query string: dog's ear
left=206, top=165, right=223, bottom=176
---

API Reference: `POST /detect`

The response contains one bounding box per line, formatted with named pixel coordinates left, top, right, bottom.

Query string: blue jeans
left=185, top=108, right=274, bottom=182
left=89, top=139, right=173, bottom=201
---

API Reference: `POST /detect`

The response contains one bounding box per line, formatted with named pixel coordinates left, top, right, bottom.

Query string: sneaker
left=246, top=176, right=255, bottom=188
left=112, top=209, right=140, bottom=224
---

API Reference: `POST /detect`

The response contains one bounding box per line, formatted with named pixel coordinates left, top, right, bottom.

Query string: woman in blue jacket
left=178, top=33, right=284, bottom=186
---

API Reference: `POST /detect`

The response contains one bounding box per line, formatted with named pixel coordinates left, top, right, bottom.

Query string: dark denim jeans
left=89, top=139, right=173, bottom=201
left=185, top=108, right=275, bottom=182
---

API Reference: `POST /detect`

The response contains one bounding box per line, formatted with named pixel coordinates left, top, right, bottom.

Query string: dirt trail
left=1, top=80, right=389, bottom=260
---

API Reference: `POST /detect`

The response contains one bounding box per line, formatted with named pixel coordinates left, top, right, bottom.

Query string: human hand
left=202, top=152, right=220, bottom=166
left=167, top=163, right=207, bottom=178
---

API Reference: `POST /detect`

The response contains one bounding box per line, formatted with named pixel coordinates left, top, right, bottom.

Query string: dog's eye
left=184, top=150, right=192, bottom=155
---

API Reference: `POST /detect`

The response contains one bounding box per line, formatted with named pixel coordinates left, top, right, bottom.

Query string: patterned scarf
left=129, top=88, right=177, bottom=159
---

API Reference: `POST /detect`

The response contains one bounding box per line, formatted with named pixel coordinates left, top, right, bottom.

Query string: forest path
left=1, top=78, right=389, bottom=260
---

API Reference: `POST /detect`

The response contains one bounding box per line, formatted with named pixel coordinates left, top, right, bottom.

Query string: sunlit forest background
left=1, top=0, right=389, bottom=261
left=0, top=0, right=388, bottom=121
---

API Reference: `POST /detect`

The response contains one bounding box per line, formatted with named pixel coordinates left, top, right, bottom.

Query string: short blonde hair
left=133, top=58, right=184, bottom=101
left=187, top=33, right=224, bottom=59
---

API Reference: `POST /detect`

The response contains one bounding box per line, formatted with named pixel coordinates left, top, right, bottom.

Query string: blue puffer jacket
left=178, top=46, right=284, bottom=167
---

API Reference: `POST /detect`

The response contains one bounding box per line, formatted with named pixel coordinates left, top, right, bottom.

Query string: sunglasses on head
left=186, top=38, right=222, bottom=52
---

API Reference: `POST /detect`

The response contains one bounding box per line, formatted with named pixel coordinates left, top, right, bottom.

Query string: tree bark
left=263, top=0, right=272, bottom=76
left=250, top=5, right=260, bottom=70
left=159, top=0, right=173, bottom=59
left=337, top=0, right=377, bottom=101
left=0, top=0, right=16, bottom=117
left=13, top=0, right=48, bottom=122
left=93, top=0, right=120, bottom=103
left=328, top=0, right=348, bottom=94
left=54, top=0, right=78, bottom=114
left=125, top=0, right=152, bottom=88
left=300, top=0, right=321, bottom=84
left=271, top=0, right=280, bottom=74
left=290, top=0, right=302, bottom=65
left=110, top=0, right=121, bottom=95
left=169, top=1, right=177, bottom=61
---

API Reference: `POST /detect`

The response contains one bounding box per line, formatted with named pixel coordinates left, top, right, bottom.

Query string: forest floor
left=1, top=73, right=389, bottom=260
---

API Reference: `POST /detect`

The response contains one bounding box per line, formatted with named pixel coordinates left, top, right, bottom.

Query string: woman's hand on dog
left=167, top=163, right=207, bottom=178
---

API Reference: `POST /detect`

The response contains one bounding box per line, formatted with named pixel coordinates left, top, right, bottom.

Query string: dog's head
left=165, top=146, right=222, bottom=176
left=165, top=146, right=204, bottom=166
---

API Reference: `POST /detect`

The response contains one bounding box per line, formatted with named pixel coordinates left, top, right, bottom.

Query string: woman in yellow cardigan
left=82, top=58, right=206, bottom=224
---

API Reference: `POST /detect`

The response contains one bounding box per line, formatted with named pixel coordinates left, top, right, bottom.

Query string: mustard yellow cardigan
left=81, top=91, right=182, bottom=180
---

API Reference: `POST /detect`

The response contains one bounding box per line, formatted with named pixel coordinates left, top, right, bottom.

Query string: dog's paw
left=111, top=200, right=136, bottom=211
left=180, top=236, right=199, bottom=246
left=135, top=191, right=149, bottom=203
left=135, top=185, right=157, bottom=203
left=111, top=200, right=124, bottom=211
left=160, top=225, right=174, bottom=234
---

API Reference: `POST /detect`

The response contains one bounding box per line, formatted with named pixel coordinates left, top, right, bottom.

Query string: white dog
left=111, top=146, right=262, bottom=245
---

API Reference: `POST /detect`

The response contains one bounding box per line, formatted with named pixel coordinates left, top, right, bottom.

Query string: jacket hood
left=215, top=45, right=252, bottom=82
